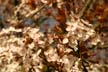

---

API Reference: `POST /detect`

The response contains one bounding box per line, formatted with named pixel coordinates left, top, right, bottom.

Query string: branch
left=78, top=0, right=94, bottom=19
left=25, top=5, right=46, bottom=18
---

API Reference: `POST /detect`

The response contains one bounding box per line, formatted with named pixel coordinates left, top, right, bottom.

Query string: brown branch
left=25, top=5, right=46, bottom=18
left=78, top=0, right=94, bottom=19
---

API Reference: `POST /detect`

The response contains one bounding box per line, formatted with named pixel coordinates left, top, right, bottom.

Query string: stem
left=26, top=5, right=46, bottom=18
left=78, top=0, right=94, bottom=19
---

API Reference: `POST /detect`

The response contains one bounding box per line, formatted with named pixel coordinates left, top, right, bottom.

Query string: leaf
left=62, top=38, right=69, bottom=44
left=78, top=41, right=90, bottom=58
left=24, top=35, right=33, bottom=44
left=27, top=0, right=37, bottom=10
left=53, top=24, right=63, bottom=34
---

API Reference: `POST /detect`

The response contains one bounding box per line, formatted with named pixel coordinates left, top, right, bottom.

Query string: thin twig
left=78, top=0, right=94, bottom=19
left=25, top=5, right=46, bottom=18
